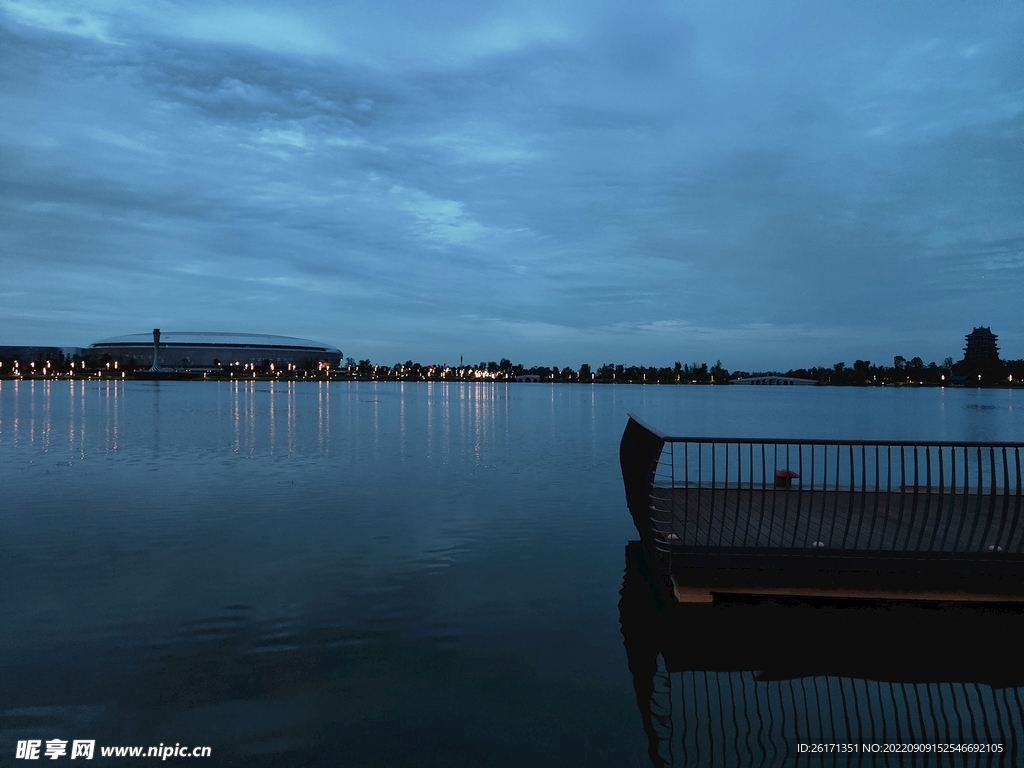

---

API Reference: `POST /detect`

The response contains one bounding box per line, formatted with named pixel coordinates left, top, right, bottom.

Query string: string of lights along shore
left=0, top=327, right=1019, bottom=386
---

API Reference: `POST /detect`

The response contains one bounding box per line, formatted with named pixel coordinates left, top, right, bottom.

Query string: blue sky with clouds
left=1, top=1, right=1022, bottom=369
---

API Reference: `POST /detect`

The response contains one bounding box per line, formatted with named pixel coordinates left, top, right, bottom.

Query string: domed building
left=88, top=331, right=342, bottom=371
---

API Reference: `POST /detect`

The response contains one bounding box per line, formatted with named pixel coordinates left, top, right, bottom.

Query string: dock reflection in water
left=620, top=542, right=1024, bottom=767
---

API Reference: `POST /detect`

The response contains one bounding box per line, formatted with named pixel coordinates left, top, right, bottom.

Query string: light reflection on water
left=1, top=380, right=1023, bottom=765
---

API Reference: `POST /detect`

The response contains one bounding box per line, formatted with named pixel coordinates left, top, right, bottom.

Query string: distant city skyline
left=1, top=1, right=1022, bottom=370
left=2, top=324, right=1017, bottom=378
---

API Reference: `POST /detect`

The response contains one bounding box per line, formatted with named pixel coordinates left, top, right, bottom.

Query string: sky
left=1, top=1, right=1022, bottom=370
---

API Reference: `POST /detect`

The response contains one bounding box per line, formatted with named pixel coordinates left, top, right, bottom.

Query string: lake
left=2, top=380, right=1023, bottom=765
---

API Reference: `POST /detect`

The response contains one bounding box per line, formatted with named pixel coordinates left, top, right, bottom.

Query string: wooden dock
left=620, top=415, right=1024, bottom=603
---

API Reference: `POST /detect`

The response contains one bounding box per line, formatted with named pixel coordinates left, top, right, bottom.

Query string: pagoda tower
left=961, top=327, right=1000, bottom=367
left=953, top=327, right=1004, bottom=382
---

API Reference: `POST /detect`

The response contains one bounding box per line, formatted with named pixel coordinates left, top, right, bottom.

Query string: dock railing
left=620, top=415, right=1024, bottom=580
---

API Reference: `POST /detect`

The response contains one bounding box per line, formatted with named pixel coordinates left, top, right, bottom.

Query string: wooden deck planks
left=650, top=486, right=1024, bottom=553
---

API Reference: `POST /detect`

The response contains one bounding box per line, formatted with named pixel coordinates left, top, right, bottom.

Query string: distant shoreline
left=1, top=371, right=1021, bottom=389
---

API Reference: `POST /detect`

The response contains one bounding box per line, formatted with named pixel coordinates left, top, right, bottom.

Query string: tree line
left=339, top=355, right=1024, bottom=386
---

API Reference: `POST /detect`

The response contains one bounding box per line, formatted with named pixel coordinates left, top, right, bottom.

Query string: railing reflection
left=620, top=542, right=1024, bottom=767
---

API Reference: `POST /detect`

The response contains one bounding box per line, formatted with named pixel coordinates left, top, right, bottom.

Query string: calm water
left=1, top=380, right=1023, bottom=766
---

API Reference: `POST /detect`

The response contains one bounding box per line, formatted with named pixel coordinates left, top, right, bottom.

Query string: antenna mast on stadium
left=149, top=328, right=162, bottom=372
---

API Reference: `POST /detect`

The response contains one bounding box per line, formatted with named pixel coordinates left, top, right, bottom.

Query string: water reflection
left=268, top=381, right=276, bottom=452
left=0, top=379, right=126, bottom=457
left=620, top=542, right=1024, bottom=767
left=287, top=381, right=296, bottom=454
left=0, top=380, right=356, bottom=461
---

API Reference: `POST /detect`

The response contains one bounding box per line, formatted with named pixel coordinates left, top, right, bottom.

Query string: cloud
left=1, top=1, right=1022, bottom=368
left=390, top=185, right=488, bottom=245
left=88, top=127, right=160, bottom=154
left=0, top=0, right=114, bottom=42
left=257, top=126, right=308, bottom=149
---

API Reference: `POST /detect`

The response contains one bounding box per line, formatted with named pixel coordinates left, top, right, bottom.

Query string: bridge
left=731, top=375, right=815, bottom=386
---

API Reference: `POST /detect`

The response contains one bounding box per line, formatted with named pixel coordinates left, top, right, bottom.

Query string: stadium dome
left=89, top=331, right=342, bottom=371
